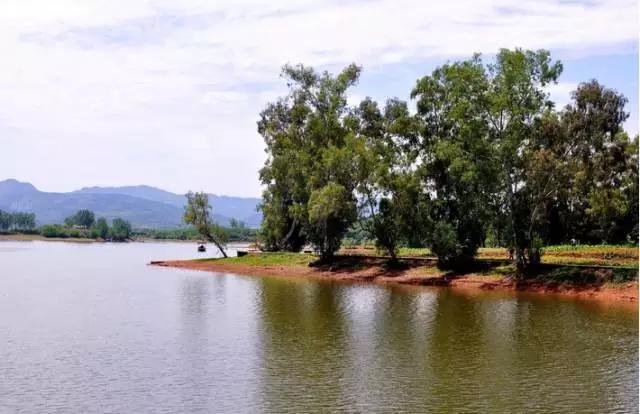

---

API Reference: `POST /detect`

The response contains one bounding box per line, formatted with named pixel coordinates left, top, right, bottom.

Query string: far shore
left=151, top=254, right=639, bottom=304
left=0, top=234, right=254, bottom=245
left=0, top=233, right=98, bottom=243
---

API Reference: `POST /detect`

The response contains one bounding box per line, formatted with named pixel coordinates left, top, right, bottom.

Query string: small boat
left=197, top=244, right=206, bottom=252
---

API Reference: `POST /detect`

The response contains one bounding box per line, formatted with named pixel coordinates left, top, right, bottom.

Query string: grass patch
left=523, top=266, right=638, bottom=285
left=346, top=244, right=638, bottom=267
left=540, top=255, right=637, bottom=267
left=197, top=252, right=315, bottom=267
left=412, top=265, right=448, bottom=277
left=543, top=244, right=637, bottom=254
left=398, top=247, right=432, bottom=257
left=479, top=263, right=517, bottom=277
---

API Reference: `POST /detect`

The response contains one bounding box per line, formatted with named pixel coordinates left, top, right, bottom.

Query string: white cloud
left=0, top=0, right=636, bottom=195
left=547, top=82, right=579, bottom=109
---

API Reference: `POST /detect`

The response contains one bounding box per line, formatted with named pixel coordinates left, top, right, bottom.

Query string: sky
left=1, top=0, right=637, bottom=197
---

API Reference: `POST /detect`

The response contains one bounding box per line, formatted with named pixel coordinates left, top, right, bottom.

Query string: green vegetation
left=0, top=209, right=131, bottom=241
left=94, top=217, right=109, bottom=239
left=38, top=211, right=132, bottom=241
left=342, top=244, right=637, bottom=267
left=195, top=251, right=636, bottom=287
left=200, top=252, right=314, bottom=267
left=183, top=191, right=229, bottom=257
left=110, top=218, right=132, bottom=241
left=1, top=207, right=256, bottom=243
left=0, top=210, right=36, bottom=231
left=64, top=209, right=95, bottom=228
left=257, top=48, right=638, bottom=272
left=132, top=223, right=257, bottom=242
left=133, top=227, right=202, bottom=240
left=40, top=224, right=85, bottom=238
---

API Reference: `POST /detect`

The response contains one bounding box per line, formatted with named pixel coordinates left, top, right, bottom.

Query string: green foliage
left=533, top=82, right=636, bottom=247
left=110, top=218, right=132, bottom=241
left=308, top=183, right=356, bottom=259
left=428, top=221, right=478, bottom=268
left=228, top=219, right=256, bottom=241
left=410, top=54, right=499, bottom=266
left=352, top=97, right=424, bottom=258
left=258, top=63, right=362, bottom=257
left=184, top=191, right=229, bottom=257
left=40, top=223, right=89, bottom=239
left=133, top=225, right=256, bottom=242
left=257, top=49, right=638, bottom=269
left=39, top=215, right=116, bottom=240
left=370, top=198, right=401, bottom=259
left=133, top=227, right=200, bottom=240
left=64, top=209, right=95, bottom=228
left=429, top=221, right=458, bottom=263
left=202, top=252, right=315, bottom=267
left=0, top=210, right=36, bottom=231
left=94, top=217, right=109, bottom=239
left=40, top=224, right=68, bottom=238
left=0, top=210, right=11, bottom=230
left=208, top=223, right=229, bottom=245
left=540, top=267, right=637, bottom=284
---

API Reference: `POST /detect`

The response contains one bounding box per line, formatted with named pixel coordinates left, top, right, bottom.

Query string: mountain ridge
left=0, top=179, right=262, bottom=228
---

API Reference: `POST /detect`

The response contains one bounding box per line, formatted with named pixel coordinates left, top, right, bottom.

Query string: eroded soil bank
left=151, top=255, right=638, bottom=304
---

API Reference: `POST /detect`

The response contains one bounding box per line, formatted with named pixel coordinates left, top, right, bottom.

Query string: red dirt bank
left=151, top=258, right=638, bottom=304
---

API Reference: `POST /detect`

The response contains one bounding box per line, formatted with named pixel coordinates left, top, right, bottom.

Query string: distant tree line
left=0, top=208, right=132, bottom=241
left=0, top=210, right=36, bottom=231
left=2, top=205, right=255, bottom=244
left=42, top=210, right=131, bottom=241
left=133, top=219, right=256, bottom=242
left=257, top=48, right=638, bottom=269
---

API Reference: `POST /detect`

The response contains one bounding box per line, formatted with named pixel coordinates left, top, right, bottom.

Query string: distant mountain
left=0, top=179, right=262, bottom=228
left=74, top=185, right=184, bottom=207
left=0, top=179, right=38, bottom=197
left=73, top=185, right=260, bottom=221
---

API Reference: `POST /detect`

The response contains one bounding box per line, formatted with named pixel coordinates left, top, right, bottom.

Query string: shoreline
left=0, top=234, right=254, bottom=245
left=151, top=258, right=638, bottom=304
left=0, top=233, right=98, bottom=243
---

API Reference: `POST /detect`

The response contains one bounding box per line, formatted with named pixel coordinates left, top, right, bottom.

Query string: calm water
left=0, top=241, right=637, bottom=413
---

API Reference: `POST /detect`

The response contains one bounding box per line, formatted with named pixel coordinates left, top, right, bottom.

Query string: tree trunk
left=207, top=235, right=228, bottom=258
left=279, top=217, right=298, bottom=250
left=506, top=170, right=527, bottom=270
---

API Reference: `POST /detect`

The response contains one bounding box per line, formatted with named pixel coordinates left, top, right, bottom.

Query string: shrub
left=40, top=224, right=68, bottom=238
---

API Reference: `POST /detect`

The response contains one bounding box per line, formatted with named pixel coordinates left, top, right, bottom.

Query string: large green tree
left=411, top=55, right=499, bottom=267
left=256, top=50, right=638, bottom=270
left=64, top=209, right=95, bottom=228
left=483, top=49, right=564, bottom=268
left=258, top=63, right=362, bottom=260
left=110, top=218, right=132, bottom=241
left=94, top=217, right=110, bottom=239
left=352, top=97, right=423, bottom=260
left=559, top=80, right=637, bottom=243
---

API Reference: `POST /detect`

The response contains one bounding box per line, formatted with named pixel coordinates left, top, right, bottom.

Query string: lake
left=0, top=241, right=637, bottom=413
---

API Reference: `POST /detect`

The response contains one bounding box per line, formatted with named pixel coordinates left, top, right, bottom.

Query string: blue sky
left=0, top=0, right=637, bottom=197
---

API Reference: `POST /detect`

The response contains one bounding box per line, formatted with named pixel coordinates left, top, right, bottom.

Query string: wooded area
left=257, top=48, right=638, bottom=269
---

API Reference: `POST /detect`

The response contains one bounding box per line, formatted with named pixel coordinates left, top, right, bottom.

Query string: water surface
left=0, top=241, right=637, bottom=413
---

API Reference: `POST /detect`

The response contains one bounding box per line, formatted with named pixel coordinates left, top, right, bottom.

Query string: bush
left=430, top=221, right=477, bottom=269
left=110, top=218, right=132, bottom=241
left=40, top=224, right=68, bottom=238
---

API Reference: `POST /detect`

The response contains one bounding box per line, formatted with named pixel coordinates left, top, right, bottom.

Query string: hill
left=0, top=179, right=262, bottom=228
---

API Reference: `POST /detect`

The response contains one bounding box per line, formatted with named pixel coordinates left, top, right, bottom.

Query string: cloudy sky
left=1, top=0, right=637, bottom=197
